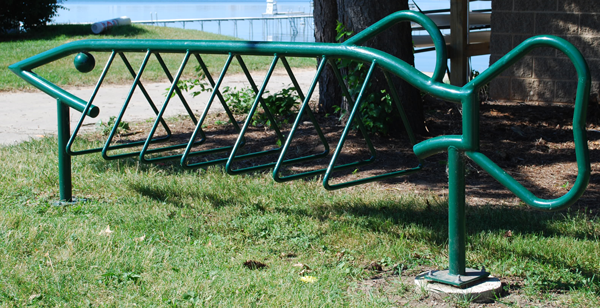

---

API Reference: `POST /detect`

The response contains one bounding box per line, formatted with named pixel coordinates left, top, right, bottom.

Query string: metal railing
left=9, top=10, right=591, bottom=288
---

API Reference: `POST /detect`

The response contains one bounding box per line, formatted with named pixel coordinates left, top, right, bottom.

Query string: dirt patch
left=352, top=266, right=570, bottom=307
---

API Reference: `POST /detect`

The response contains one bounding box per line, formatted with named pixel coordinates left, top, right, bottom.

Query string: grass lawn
left=0, top=136, right=599, bottom=306
left=0, top=24, right=316, bottom=92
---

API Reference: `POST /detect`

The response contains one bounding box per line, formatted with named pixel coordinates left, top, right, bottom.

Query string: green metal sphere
left=74, top=52, right=95, bottom=73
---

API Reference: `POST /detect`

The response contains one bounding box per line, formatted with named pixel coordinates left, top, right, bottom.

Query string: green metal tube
left=462, top=94, right=480, bottom=152
left=181, top=54, right=235, bottom=169
left=466, top=151, right=588, bottom=211
left=272, top=56, right=329, bottom=182
left=57, top=100, right=73, bottom=202
left=139, top=51, right=191, bottom=163
left=448, top=146, right=466, bottom=276
left=323, top=60, right=378, bottom=190
left=67, top=51, right=117, bottom=156
left=16, top=71, right=99, bottom=118
left=154, top=53, right=198, bottom=125
left=9, top=38, right=460, bottom=100
left=343, top=10, right=447, bottom=83
left=225, top=55, right=282, bottom=175
left=8, top=11, right=592, bottom=213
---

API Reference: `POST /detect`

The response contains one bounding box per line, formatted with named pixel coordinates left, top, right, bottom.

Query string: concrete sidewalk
left=0, top=68, right=318, bottom=145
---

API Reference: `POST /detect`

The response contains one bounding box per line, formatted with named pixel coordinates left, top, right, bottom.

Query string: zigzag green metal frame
left=9, top=10, right=591, bottom=287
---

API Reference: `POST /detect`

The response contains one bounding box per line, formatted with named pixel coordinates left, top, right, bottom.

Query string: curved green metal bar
left=9, top=40, right=459, bottom=101
left=8, top=12, right=591, bottom=211
left=321, top=60, right=422, bottom=190
left=11, top=70, right=100, bottom=118
left=343, top=10, right=447, bottom=83
left=466, top=151, right=586, bottom=211
left=461, top=36, right=590, bottom=211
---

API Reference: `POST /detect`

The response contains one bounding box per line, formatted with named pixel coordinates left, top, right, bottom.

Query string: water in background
left=54, top=0, right=491, bottom=73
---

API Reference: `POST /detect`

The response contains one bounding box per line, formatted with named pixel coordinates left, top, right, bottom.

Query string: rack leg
left=57, top=99, right=72, bottom=202
left=448, top=146, right=466, bottom=275
left=423, top=146, right=489, bottom=287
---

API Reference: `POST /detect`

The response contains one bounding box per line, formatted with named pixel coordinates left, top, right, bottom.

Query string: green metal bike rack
left=9, top=10, right=591, bottom=288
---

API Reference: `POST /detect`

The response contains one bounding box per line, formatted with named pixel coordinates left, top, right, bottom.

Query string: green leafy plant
left=221, top=85, right=256, bottom=115
left=254, top=86, right=301, bottom=127
left=175, top=67, right=301, bottom=128
left=166, top=70, right=213, bottom=99
left=96, top=116, right=130, bottom=136
left=334, top=21, right=401, bottom=136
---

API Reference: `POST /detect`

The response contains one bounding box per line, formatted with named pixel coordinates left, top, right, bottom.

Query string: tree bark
left=313, top=0, right=342, bottom=114
left=337, top=0, right=424, bottom=135
left=313, top=0, right=425, bottom=134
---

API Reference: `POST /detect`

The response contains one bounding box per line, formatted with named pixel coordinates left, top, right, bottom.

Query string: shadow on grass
left=0, top=24, right=148, bottom=42
left=123, top=169, right=598, bottom=243
left=125, top=174, right=600, bottom=290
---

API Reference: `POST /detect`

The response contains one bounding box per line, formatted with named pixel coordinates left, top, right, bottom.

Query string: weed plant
left=333, top=22, right=402, bottom=136
left=177, top=71, right=301, bottom=127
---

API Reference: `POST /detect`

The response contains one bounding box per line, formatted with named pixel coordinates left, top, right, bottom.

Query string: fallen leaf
left=293, top=263, right=310, bottom=270
left=299, top=268, right=312, bottom=276
left=134, top=235, right=146, bottom=242
left=279, top=252, right=297, bottom=259
left=99, top=225, right=114, bottom=236
left=365, top=262, right=383, bottom=272
left=300, top=276, right=318, bottom=283
left=243, top=260, right=267, bottom=270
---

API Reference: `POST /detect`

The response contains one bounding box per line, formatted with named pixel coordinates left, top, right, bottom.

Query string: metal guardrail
left=9, top=10, right=590, bottom=288
left=132, top=14, right=314, bottom=25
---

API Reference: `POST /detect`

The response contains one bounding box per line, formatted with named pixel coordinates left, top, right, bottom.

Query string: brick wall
left=489, top=0, right=600, bottom=103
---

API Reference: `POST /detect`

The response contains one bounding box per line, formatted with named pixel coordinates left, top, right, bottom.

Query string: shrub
left=1, top=0, right=65, bottom=34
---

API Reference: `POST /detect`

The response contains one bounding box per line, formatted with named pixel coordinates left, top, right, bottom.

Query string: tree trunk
left=337, top=0, right=424, bottom=135
left=313, top=0, right=342, bottom=114
left=313, top=0, right=425, bottom=134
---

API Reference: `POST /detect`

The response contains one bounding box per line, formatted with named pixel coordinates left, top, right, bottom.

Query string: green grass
left=0, top=24, right=316, bottom=92
left=0, top=136, right=599, bottom=306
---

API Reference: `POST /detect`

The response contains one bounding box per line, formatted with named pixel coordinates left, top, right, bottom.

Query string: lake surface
left=54, top=0, right=491, bottom=72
